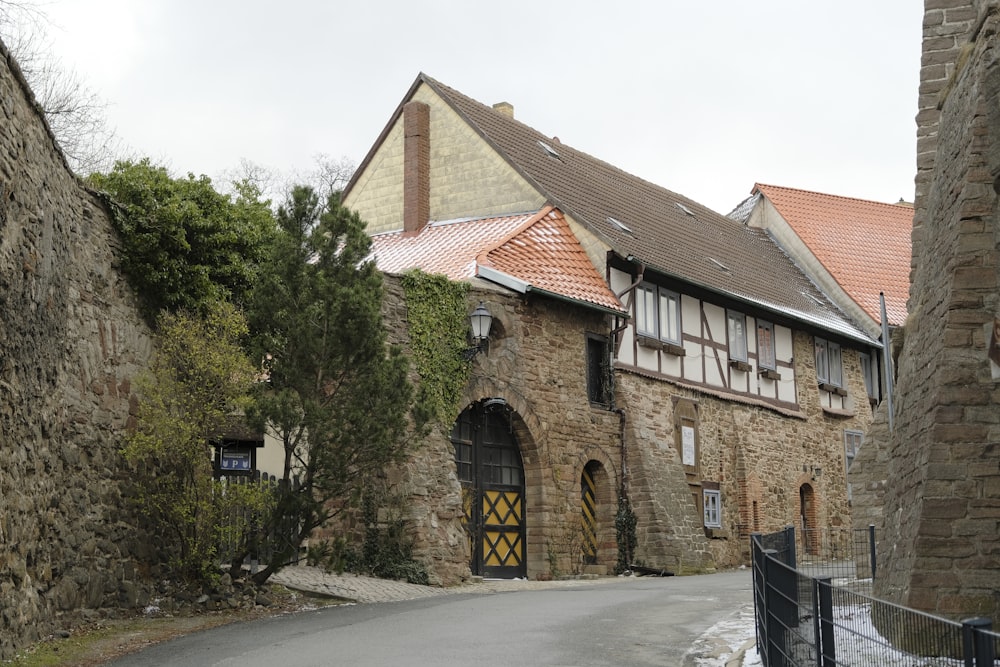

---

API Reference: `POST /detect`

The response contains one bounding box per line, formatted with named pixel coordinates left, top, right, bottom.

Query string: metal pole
left=868, top=524, right=877, bottom=580
left=817, top=577, right=836, bottom=667
left=880, top=292, right=895, bottom=432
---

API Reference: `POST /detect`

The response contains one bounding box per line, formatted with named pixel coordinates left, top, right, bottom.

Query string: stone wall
left=865, top=0, right=1000, bottom=622
left=0, top=41, right=153, bottom=658
left=372, top=269, right=877, bottom=582
left=333, top=276, right=627, bottom=584
left=622, top=330, right=868, bottom=571
left=273, top=274, right=615, bottom=586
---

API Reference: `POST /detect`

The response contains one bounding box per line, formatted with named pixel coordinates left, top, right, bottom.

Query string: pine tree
left=245, top=186, right=416, bottom=583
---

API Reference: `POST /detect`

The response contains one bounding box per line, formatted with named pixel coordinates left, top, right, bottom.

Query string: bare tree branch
left=0, top=1, right=129, bottom=174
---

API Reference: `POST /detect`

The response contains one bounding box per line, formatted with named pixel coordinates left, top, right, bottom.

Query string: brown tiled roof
left=370, top=207, right=625, bottom=315
left=751, top=184, right=912, bottom=327
left=418, top=74, right=876, bottom=345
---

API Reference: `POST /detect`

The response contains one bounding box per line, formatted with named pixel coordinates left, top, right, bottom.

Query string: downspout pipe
left=611, top=259, right=644, bottom=353
left=879, top=292, right=895, bottom=433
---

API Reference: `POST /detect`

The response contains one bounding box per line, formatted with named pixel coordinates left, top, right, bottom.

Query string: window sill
left=637, top=335, right=686, bottom=356
left=758, top=368, right=781, bottom=381
left=663, top=342, right=686, bottom=356
left=818, top=382, right=848, bottom=396
left=704, top=527, right=728, bottom=539
left=729, top=359, right=751, bottom=373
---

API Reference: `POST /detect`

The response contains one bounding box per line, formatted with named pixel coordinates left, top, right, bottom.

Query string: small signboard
left=682, top=425, right=696, bottom=466
left=220, top=450, right=251, bottom=471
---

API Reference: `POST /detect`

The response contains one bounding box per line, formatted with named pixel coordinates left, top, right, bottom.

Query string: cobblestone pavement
left=269, top=564, right=621, bottom=604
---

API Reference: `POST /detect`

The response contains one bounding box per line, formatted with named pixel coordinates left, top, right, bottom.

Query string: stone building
left=342, top=74, right=880, bottom=580
left=371, top=208, right=627, bottom=583
left=730, top=184, right=915, bottom=530
left=854, top=0, right=1000, bottom=623
left=0, top=40, right=153, bottom=658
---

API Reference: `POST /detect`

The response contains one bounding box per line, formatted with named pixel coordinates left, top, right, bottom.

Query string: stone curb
left=270, top=565, right=625, bottom=604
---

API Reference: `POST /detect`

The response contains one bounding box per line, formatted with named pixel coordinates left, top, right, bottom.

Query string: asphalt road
left=108, top=569, right=754, bottom=667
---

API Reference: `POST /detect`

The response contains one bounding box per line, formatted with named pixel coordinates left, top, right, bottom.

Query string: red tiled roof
left=753, top=184, right=912, bottom=327
left=478, top=208, right=625, bottom=313
left=370, top=212, right=529, bottom=280
left=370, top=207, right=625, bottom=314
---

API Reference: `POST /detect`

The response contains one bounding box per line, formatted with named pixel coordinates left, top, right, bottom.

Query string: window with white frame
left=658, top=289, right=681, bottom=344
left=815, top=337, right=843, bottom=387
left=727, top=311, right=748, bottom=362
left=703, top=489, right=721, bottom=528
left=757, top=320, right=776, bottom=370
left=635, top=283, right=682, bottom=345
left=635, top=285, right=657, bottom=337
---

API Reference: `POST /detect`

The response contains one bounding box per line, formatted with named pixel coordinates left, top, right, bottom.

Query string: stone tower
left=871, top=0, right=1000, bottom=621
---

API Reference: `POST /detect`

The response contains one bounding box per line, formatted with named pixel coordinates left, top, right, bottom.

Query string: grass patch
left=3, top=585, right=336, bottom=666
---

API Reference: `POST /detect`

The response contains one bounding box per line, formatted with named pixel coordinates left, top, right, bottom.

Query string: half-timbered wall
left=609, top=266, right=873, bottom=567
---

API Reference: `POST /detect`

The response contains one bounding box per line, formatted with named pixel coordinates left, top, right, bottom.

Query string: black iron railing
left=752, top=527, right=998, bottom=666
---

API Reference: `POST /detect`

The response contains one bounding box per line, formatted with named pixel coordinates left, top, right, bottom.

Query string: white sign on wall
left=682, top=425, right=696, bottom=466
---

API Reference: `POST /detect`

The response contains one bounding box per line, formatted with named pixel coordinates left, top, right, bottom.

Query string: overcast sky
left=30, top=0, right=922, bottom=214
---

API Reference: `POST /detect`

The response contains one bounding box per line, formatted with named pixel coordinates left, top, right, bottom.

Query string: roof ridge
left=476, top=205, right=556, bottom=270
left=755, top=183, right=913, bottom=209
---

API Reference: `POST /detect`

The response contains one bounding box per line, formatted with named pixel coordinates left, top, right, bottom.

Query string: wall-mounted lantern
left=464, top=302, right=493, bottom=360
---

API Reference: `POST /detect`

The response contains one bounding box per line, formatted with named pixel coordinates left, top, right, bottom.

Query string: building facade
left=342, top=74, right=879, bottom=580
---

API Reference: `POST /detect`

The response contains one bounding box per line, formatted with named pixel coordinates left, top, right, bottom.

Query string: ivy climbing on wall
left=400, top=269, right=472, bottom=427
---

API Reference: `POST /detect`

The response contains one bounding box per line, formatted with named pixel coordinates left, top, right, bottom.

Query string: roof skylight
left=708, top=257, right=730, bottom=273
left=537, top=140, right=560, bottom=159
left=607, top=216, right=634, bottom=235
left=802, top=291, right=826, bottom=306
left=676, top=202, right=695, bottom=217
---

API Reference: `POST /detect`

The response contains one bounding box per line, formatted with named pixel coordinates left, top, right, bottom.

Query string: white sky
left=30, top=0, right=922, bottom=214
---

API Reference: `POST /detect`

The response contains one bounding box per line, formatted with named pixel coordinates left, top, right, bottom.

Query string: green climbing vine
left=400, top=269, right=472, bottom=427
left=615, top=493, right=638, bottom=574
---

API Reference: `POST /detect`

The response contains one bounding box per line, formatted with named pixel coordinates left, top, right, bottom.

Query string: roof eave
left=477, top=264, right=626, bottom=318
left=621, top=254, right=881, bottom=348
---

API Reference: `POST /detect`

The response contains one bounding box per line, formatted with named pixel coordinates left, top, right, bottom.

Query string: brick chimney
left=403, top=100, right=430, bottom=234
left=492, top=101, right=514, bottom=118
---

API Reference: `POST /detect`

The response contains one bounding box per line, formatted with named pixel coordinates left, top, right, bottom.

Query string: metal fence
left=752, top=527, right=999, bottom=666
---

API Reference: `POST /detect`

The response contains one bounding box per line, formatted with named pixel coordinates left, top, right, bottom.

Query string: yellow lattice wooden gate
left=581, top=465, right=598, bottom=565
left=451, top=400, right=526, bottom=579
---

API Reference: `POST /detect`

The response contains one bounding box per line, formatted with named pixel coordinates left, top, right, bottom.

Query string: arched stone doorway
left=580, top=459, right=615, bottom=571
left=799, top=483, right=819, bottom=556
left=450, top=398, right=526, bottom=578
